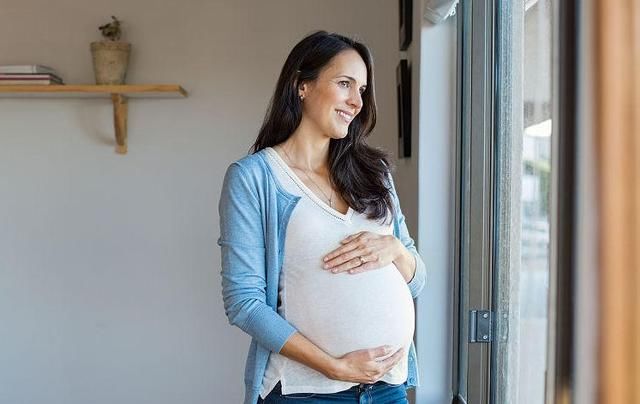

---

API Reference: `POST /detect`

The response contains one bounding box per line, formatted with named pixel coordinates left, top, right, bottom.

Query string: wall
left=414, top=8, right=457, bottom=404
left=390, top=0, right=457, bottom=402
left=0, top=1, right=406, bottom=403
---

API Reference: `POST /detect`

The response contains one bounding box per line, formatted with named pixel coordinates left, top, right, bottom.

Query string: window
left=453, top=1, right=575, bottom=403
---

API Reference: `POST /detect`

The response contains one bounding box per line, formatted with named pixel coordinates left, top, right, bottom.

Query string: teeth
left=337, top=111, right=353, bottom=122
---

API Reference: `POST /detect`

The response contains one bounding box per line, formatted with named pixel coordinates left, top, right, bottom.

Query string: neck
left=280, top=124, right=331, bottom=172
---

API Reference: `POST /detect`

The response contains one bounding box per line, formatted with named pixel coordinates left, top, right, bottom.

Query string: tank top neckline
left=265, top=147, right=355, bottom=222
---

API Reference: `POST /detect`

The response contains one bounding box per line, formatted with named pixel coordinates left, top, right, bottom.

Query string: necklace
left=280, top=146, right=335, bottom=208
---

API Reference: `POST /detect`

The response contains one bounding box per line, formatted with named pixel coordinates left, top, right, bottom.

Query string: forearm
left=392, top=238, right=417, bottom=283
left=279, top=332, right=339, bottom=379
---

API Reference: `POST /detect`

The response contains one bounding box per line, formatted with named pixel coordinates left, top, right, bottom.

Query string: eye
left=359, top=86, right=367, bottom=95
left=338, top=80, right=351, bottom=88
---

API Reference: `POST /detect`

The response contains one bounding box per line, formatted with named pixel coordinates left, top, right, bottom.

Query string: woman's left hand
left=322, top=231, right=402, bottom=275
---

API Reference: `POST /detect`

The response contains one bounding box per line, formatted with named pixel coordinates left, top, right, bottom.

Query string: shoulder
left=229, top=149, right=268, bottom=172
left=223, top=150, right=270, bottom=183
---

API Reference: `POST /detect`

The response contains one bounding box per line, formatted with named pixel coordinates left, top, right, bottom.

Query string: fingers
left=379, top=347, right=405, bottom=373
left=369, top=345, right=403, bottom=361
left=326, top=252, right=380, bottom=274
left=347, top=255, right=379, bottom=274
left=323, top=241, right=362, bottom=265
left=380, top=347, right=404, bottom=364
left=324, top=242, right=376, bottom=272
left=323, top=232, right=390, bottom=273
left=323, top=232, right=371, bottom=263
left=325, top=254, right=369, bottom=273
left=340, top=231, right=364, bottom=244
left=339, top=345, right=405, bottom=384
left=369, top=345, right=394, bottom=360
left=367, top=347, right=405, bottom=383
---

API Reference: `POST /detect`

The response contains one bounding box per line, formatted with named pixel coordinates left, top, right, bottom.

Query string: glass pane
left=494, top=0, right=553, bottom=403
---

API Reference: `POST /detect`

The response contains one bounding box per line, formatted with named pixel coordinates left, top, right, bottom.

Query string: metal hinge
left=469, top=310, right=493, bottom=343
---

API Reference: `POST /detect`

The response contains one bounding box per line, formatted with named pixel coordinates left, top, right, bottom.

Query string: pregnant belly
left=283, top=263, right=415, bottom=357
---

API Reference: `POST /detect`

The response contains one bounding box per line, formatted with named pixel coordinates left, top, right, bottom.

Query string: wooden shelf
left=0, top=84, right=187, bottom=97
left=0, top=84, right=188, bottom=154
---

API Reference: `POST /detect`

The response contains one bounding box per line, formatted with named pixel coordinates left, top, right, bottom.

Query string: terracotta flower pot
left=90, top=41, right=131, bottom=85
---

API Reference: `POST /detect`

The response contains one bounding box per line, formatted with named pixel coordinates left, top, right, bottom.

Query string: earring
left=299, top=94, right=305, bottom=101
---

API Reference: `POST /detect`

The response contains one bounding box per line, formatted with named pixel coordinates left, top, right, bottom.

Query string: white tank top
left=260, top=147, right=415, bottom=398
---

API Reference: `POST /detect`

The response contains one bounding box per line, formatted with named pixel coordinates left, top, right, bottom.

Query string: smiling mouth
left=336, top=110, right=354, bottom=123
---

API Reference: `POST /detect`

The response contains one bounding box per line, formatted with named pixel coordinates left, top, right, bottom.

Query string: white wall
left=414, top=11, right=458, bottom=404
left=0, top=2, right=410, bottom=403
left=390, top=1, right=457, bottom=402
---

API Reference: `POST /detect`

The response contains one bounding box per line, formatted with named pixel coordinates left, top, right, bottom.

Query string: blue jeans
left=258, top=381, right=409, bottom=403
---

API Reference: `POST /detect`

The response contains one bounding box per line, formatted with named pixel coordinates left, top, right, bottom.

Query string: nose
left=347, top=88, right=363, bottom=110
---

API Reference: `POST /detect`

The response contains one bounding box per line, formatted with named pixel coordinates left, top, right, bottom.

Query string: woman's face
left=299, top=49, right=368, bottom=139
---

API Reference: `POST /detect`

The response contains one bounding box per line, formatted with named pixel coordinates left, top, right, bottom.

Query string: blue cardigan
left=218, top=149, right=427, bottom=404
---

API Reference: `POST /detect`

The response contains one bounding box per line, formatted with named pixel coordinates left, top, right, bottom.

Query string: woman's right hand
left=327, top=345, right=405, bottom=384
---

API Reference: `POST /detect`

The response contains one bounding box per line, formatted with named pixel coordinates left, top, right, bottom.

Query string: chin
left=330, top=133, right=348, bottom=141
left=334, top=126, right=350, bottom=139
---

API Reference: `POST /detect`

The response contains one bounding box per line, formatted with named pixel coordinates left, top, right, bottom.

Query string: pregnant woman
left=218, top=31, right=427, bottom=404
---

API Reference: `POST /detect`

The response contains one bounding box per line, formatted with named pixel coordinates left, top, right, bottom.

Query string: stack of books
left=0, top=64, right=64, bottom=85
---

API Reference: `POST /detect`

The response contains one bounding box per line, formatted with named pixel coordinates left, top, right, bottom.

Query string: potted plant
left=90, top=16, right=131, bottom=84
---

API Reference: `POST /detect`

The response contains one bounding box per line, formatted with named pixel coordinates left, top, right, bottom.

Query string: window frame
left=451, top=0, right=577, bottom=403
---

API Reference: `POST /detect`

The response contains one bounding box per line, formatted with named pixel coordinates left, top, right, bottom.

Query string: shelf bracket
left=111, top=93, right=128, bottom=154
left=0, top=84, right=187, bottom=155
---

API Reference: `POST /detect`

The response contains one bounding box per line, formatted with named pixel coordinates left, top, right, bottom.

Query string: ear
left=298, top=82, right=308, bottom=98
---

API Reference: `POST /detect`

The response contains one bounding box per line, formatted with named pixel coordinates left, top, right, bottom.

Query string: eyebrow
left=338, top=75, right=367, bottom=88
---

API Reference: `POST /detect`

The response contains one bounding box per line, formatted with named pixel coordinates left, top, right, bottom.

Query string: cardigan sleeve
left=217, top=162, right=297, bottom=353
left=387, top=172, right=427, bottom=299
